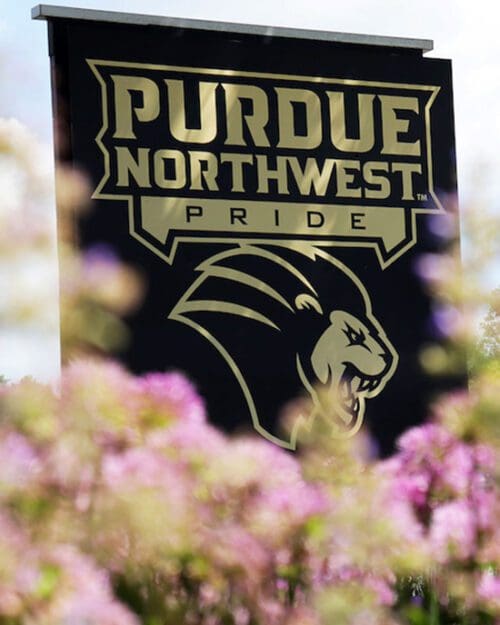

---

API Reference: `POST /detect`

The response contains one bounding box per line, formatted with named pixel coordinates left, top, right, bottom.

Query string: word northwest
left=116, top=148, right=422, bottom=202
left=100, top=70, right=433, bottom=204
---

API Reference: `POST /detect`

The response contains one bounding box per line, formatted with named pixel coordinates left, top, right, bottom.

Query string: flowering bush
left=0, top=357, right=498, bottom=625
left=0, top=118, right=498, bottom=624
left=0, top=361, right=373, bottom=624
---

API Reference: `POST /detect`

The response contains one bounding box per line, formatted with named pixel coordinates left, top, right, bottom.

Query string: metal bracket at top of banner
left=31, top=4, right=433, bottom=53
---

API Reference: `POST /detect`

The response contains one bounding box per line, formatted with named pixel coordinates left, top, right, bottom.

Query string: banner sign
left=35, top=6, right=458, bottom=452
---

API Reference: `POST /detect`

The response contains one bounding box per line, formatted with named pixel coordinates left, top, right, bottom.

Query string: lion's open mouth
left=338, top=365, right=384, bottom=419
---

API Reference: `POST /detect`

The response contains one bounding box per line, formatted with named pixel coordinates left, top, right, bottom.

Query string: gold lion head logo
left=169, top=244, right=398, bottom=449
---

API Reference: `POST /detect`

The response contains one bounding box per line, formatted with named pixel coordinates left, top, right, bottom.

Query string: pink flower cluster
left=0, top=360, right=498, bottom=624
left=381, top=420, right=500, bottom=615
left=0, top=360, right=332, bottom=624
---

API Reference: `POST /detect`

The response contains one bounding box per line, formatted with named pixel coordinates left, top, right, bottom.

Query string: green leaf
left=35, top=563, right=61, bottom=600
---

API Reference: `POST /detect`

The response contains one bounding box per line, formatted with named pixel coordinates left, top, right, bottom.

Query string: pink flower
left=397, top=424, right=455, bottom=461
left=429, top=500, right=476, bottom=563
left=202, top=524, right=271, bottom=581
left=147, top=419, right=225, bottom=461
left=284, top=605, right=321, bottom=625
left=413, top=253, right=456, bottom=287
left=0, top=512, right=39, bottom=613
left=381, top=492, right=425, bottom=547
left=391, top=424, right=479, bottom=502
left=48, top=546, right=139, bottom=625
left=470, top=474, right=497, bottom=531
left=102, top=447, right=183, bottom=495
left=474, top=444, right=496, bottom=472
left=233, top=605, right=251, bottom=625
left=0, top=430, right=41, bottom=492
left=430, top=304, right=462, bottom=338
left=136, top=371, right=206, bottom=425
left=63, top=244, right=142, bottom=314
left=60, top=359, right=140, bottom=436
left=257, top=597, right=286, bottom=625
left=477, top=570, right=500, bottom=610
left=365, top=575, right=397, bottom=606
left=439, top=441, right=474, bottom=496
left=208, top=437, right=302, bottom=494
left=250, top=481, right=328, bottom=543
left=264, top=482, right=328, bottom=519
left=380, top=457, right=430, bottom=507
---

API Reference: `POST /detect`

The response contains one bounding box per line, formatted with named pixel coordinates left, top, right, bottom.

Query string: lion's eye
left=343, top=323, right=366, bottom=347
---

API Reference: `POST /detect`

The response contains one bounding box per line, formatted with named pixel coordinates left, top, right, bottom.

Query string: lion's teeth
left=359, top=378, right=371, bottom=391
left=340, top=380, right=349, bottom=398
left=357, top=378, right=380, bottom=393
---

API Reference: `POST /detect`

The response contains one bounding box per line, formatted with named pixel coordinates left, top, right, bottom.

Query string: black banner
left=44, top=14, right=458, bottom=453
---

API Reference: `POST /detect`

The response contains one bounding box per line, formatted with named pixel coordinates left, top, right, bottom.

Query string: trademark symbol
left=417, top=193, right=428, bottom=201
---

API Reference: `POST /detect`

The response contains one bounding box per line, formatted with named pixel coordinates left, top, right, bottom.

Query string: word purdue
left=112, top=75, right=423, bottom=154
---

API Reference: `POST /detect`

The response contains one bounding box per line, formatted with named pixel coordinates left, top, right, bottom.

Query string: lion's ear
left=295, top=293, right=323, bottom=315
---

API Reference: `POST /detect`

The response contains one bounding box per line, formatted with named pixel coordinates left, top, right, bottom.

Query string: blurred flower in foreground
left=0, top=360, right=327, bottom=624
left=0, top=118, right=56, bottom=326
left=0, top=118, right=54, bottom=253
left=0, top=117, right=143, bottom=361
left=52, top=144, right=144, bottom=357
left=381, top=414, right=500, bottom=621
left=0, top=357, right=457, bottom=625
left=415, top=193, right=499, bottom=379
left=60, top=243, right=143, bottom=356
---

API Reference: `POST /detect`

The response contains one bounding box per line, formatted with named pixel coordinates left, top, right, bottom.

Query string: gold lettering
left=391, top=162, right=422, bottom=200
left=256, top=155, right=289, bottom=194
left=112, top=75, right=160, bottom=139
left=335, top=160, right=362, bottom=198
left=328, top=92, right=375, bottom=152
left=380, top=95, right=421, bottom=156
left=222, top=84, right=270, bottom=147
left=363, top=161, right=390, bottom=199
left=275, top=88, right=322, bottom=149
left=189, top=151, right=219, bottom=191
left=287, top=157, right=335, bottom=196
left=220, top=153, right=254, bottom=192
left=165, top=79, right=218, bottom=144
left=153, top=149, right=186, bottom=189
left=116, top=146, right=151, bottom=187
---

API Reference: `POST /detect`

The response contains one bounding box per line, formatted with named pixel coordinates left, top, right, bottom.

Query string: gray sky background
left=1, top=0, right=499, bottom=381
